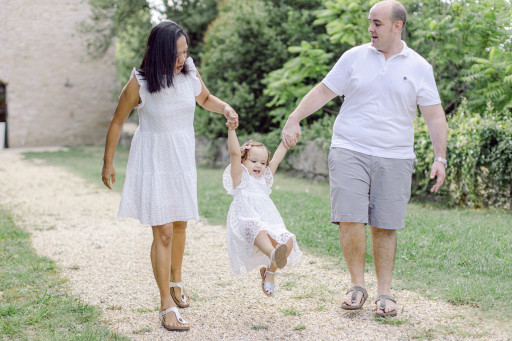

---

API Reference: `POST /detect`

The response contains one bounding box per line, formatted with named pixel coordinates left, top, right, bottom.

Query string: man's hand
left=430, top=161, right=446, bottom=193
left=281, top=116, right=301, bottom=148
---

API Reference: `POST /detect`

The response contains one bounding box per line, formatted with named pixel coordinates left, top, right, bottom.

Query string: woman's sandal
left=375, top=294, right=398, bottom=317
left=170, top=281, right=189, bottom=308
left=260, top=267, right=276, bottom=297
left=159, top=306, right=190, bottom=331
left=341, top=286, right=368, bottom=310
left=270, top=243, right=288, bottom=269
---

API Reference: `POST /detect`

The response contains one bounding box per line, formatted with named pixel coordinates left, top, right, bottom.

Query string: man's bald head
left=372, top=0, right=407, bottom=29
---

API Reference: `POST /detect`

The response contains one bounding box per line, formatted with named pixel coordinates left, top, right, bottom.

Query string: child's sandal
left=270, top=243, right=288, bottom=269
left=260, top=267, right=276, bottom=297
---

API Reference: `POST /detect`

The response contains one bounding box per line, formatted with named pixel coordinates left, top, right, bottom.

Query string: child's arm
left=227, top=122, right=243, bottom=188
left=268, top=141, right=289, bottom=175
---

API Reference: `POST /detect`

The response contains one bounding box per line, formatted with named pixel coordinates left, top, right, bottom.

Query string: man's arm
left=419, top=103, right=448, bottom=192
left=281, top=83, right=337, bottom=148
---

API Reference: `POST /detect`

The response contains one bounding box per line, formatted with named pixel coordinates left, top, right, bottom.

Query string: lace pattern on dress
left=222, top=163, right=250, bottom=195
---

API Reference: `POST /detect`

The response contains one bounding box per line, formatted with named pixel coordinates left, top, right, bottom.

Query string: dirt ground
left=0, top=148, right=509, bottom=340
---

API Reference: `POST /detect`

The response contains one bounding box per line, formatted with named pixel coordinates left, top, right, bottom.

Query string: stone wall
left=0, top=0, right=117, bottom=147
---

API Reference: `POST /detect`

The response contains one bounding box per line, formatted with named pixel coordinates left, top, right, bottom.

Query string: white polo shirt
left=322, top=41, right=441, bottom=159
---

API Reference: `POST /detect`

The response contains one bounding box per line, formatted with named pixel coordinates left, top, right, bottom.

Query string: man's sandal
left=375, top=295, right=398, bottom=317
left=270, top=243, right=288, bottom=269
left=260, top=267, right=276, bottom=297
left=341, top=286, right=368, bottom=310
left=159, top=306, right=190, bottom=331
left=170, top=281, right=189, bottom=308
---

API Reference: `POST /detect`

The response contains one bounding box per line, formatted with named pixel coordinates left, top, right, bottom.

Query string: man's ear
left=394, top=20, right=403, bottom=33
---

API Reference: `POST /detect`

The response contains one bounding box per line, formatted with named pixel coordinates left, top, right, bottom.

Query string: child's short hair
left=240, top=140, right=271, bottom=166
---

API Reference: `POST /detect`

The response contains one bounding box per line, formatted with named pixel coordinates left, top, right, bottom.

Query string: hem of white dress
left=118, top=213, right=200, bottom=226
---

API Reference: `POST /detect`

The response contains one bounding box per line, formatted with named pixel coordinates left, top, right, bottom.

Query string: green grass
left=0, top=208, right=129, bottom=340
left=22, top=146, right=512, bottom=323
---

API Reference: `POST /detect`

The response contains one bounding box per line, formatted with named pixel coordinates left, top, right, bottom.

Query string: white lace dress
left=118, top=57, right=202, bottom=226
left=223, top=164, right=302, bottom=276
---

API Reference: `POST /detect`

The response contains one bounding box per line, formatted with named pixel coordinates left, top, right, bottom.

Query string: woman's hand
left=223, top=105, right=238, bottom=126
left=102, top=162, right=116, bottom=190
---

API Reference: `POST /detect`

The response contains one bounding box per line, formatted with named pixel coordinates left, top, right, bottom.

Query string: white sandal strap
left=169, top=281, right=187, bottom=303
left=159, top=306, right=188, bottom=324
left=169, top=281, right=183, bottom=289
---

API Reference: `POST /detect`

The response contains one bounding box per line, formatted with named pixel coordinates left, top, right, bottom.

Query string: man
left=281, top=0, right=447, bottom=317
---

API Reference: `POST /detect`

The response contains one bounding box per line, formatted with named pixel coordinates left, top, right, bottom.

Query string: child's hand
left=226, top=119, right=238, bottom=130
left=282, top=136, right=297, bottom=150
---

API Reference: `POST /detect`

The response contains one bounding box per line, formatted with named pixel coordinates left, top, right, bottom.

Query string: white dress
left=118, top=57, right=202, bottom=226
left=223, top=164, right=302, bottom=276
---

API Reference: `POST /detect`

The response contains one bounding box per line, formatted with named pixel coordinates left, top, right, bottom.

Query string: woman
left=101, top=21, right=238, bottom=331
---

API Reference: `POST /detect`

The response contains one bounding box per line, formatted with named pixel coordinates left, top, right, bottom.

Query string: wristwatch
left=434, top=157, right=447, bottom=168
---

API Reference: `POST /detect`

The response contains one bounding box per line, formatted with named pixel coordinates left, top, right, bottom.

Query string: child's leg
left=254, top=230, right=274, bottom=258
left=269, top=235, right=294, bottom=258
left=285, top=237, right=294, bottom=258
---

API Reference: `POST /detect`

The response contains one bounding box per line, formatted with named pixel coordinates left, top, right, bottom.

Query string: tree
left=78, top=0, right=152, bottom=85
left=196, top=0, right=324, bottom=137
left=160, top=0, right=218, bottom=59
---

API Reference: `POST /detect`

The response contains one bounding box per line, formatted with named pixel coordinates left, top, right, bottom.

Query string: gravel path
left=0, top=148, right=509, bottom=340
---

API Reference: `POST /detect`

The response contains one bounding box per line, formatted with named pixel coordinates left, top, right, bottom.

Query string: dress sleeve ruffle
left=185, top=57, right=202, bottom=96
left=223, top=163, right=249, bottom=195
left=130, top=67, right=146, bottom=109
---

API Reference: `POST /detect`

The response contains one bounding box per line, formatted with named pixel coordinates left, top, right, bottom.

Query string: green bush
left=413, top=100, right=512, bottom=208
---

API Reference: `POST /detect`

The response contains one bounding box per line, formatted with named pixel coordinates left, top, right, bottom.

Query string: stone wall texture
left=0, top=0, right=117, bottom=147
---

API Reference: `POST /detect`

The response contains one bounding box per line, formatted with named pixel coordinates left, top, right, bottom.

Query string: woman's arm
left=268, top=141, right=289, bottom=175
left=102, top=77, right=140, bottom=189
left=227, top=124, right=243, bottom=188
left=195, top=71, right=238, bottom=123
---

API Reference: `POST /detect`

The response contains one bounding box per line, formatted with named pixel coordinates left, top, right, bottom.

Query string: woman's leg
left=170, top=221, right=188, bottom=304
left=151, top=223, right=188, bottom=328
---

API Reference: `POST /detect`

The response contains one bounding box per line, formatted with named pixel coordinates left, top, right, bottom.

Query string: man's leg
left=339, top=222, right=367, bottom=307
left=371, top=226, right=397, bottom=314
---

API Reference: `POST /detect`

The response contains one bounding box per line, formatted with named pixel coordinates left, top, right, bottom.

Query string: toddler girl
left=222, top=121, right=302, bottom=296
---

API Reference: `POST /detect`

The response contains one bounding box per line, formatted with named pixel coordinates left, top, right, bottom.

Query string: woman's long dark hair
left=138, top=21, right=189, bottom=93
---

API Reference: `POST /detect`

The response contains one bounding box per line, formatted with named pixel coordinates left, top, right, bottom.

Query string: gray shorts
left=328, top=148, right=415, bottom=230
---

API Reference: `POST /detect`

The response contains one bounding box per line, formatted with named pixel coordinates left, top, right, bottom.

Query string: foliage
left=413, top=99, right=512, bottom=208
left=314, top=0, right=375, bottom=47
left=78, top=0, right=152, bottom=86
left=263, top=42, right=336, bottom=126
left=197, top=0, right=324, bottom=137
left=407, top=0, right=512, bottom=115
left=160, top=0, right=219, bottom=59
left=197, top=0, right=289, bottom=137
left=115, top=9, right=152, bottom=85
